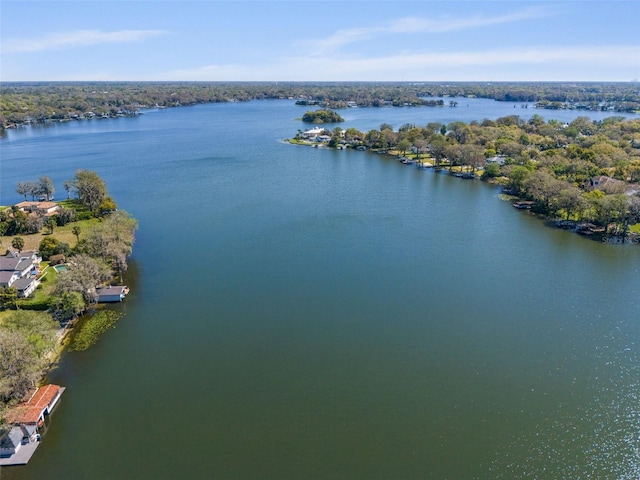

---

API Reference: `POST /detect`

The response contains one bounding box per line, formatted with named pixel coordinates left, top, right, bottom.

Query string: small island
left=2, top=82, right=639, bottom=129
left=288, top=115, right=640, bottom=243
left=301, top=108, right=344, bottom=124
left=0, top=170, right=137, bottom=465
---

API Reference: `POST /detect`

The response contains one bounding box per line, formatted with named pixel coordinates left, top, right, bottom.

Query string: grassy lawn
left=1, top=217, right=99, bottom=253
left=17, top=265, right=58, bottom=310
left=286, top=138, right=310, bottom=145
left=630, top=224, right=640, bottom=234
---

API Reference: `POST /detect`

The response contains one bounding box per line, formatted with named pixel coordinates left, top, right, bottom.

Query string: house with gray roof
left=586, top=175, right=628, bottom=194
left=0, top=427, right=25, bottom=458
left=96, top=285, right=129, bottom=302
left=0, top=251, right=41, bottom=297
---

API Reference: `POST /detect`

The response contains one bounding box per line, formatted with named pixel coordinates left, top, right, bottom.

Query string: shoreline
left=286, top=138, right=640, bottom=246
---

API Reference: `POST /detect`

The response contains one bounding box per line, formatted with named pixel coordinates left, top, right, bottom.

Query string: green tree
left=459, top=144, right=485, bottom=172
left=524, top=169, right=565, bottom=215
left=98, top=196, right=117, bottom=215
left=301, top=109, right=344, bottom=123
left=44, top=216, right=56, bottom=234
left=0, top=330, right=43, bottom=403
left=397, top=139, right=411, bottom=157
left=73, top=170, right=107, bottom=214
left=328, top=127, right=343, bottom=148
left=381, top=129, right=397, bottom=149
left=2, top=310, right=58, bottom=358
left=56, top=207, right=76, bottom=226
left=428, top=135, right=448, bottom=168
left=626, top=196, right=640, bottom=225
left=482, top=162, right=501, bottom=179
left=554, top=187, right=587, bottom=220
left=413, top=138, right=427, bottom=161
left=592, top=194, right=629, bottom=233
left=37, top=176, right=55, bottom=200
left=72, top=225, right=81, bottom=243
left=38, top=236, right=60, bottom=260
left=49, top=291, right=85, bottom=322
left=54, top=254, right=111, bottom=304
left=84, top=210, right=138, bottom=281
left=344, top=128, right=362, bottom=142
left=507, top=166, right=532, bottom=195
left=0, top=287, right=18, bottom=310
left=11, top=236, right=25, bottom=253
left=445, top=144, right=462, bottom=171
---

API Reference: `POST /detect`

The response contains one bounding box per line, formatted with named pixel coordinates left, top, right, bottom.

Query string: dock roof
left=4, top=385, right=62, bottom=425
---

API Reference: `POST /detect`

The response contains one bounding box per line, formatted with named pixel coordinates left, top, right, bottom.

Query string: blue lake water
left=1, top=98, right=639, bottom=479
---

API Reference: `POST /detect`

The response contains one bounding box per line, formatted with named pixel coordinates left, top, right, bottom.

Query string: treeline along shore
left=290, top=113, right=640, bottom=243
left=2, top=81, right=639, bottom=129
left=0, top=170, right=137, bottom=424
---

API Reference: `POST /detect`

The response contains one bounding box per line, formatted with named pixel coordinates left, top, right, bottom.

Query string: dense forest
left=294, top=115, right=640, bottom=239
left=2, top=82, right=639, bottom=128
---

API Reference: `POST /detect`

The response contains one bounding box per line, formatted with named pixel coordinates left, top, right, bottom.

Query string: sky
left=1, top=0, right=639, bottom=82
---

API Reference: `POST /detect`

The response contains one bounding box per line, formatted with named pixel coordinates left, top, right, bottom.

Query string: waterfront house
left=0, top=427, right=24, bottom=458
left=15, top=201, right=59, bottom=216
left=301, top=127, right=328, bottom=140
left=1, top=385, right=64, bottom=466
left=0, top=425, right=38, bottom=459
left=96, top=285, right=129, bottom=302
left=586, top=175, right=627, bottom=194
left=4, top=385, right=64, bottom=427
left=0, top=251, right=42, bottom=297
left=486, top=155, right=507, bottom=166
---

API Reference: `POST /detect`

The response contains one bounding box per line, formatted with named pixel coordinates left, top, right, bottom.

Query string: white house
left=0, top=251, right=42, bottom=297
left=486, top=155, right=507, bottom=166
left=96, top=286, right=129, bottom=302
left=301, top=127, right=328, bottom=140
left=15, top=201, right=59, bottom=216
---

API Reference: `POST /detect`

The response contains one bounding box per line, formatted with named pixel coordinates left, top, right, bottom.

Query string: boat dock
left=0, top=440, right=40, bottom=466
left=0, top=385, right=65, bottom=467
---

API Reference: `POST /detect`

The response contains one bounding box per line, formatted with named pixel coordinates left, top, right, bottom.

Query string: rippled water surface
left=1, top=99, right=639, bottom=479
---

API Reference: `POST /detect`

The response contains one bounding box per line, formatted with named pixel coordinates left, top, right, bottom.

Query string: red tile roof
left=28, top=384, right=60, bottom=409
left=4, top=384, right=61, bottom=425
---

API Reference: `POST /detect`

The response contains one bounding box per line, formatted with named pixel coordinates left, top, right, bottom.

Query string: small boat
left=513, top=201, right=536, bottom=209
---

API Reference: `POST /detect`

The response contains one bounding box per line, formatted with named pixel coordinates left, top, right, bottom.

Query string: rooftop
left=4, top=385, right=62, bottom=425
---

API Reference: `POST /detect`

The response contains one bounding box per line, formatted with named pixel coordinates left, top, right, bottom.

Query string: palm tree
left=72, top=225, right=81, bottom=243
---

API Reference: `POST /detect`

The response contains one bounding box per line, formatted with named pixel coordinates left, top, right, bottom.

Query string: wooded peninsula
left=0, top=171, right=137, bottom=421
left=291, top=113, right=640, bottom=242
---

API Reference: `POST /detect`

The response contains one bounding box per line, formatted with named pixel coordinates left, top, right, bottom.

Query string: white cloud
left=161, top=45, right=640, bottom=82
left=2, top=29, right=168, bottom=54
left=308, top=6, right=553, bottom=53
left=302, top=45, right=640, bottom=80
left=388, top=7, right=552, bottom=34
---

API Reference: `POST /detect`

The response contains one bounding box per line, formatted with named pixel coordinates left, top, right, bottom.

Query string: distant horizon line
left=2, top=79, right=639, bottom=84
